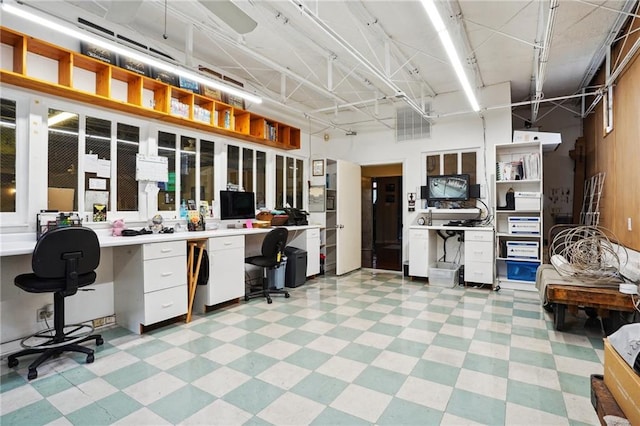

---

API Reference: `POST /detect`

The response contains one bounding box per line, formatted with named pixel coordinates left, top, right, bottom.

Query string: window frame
left=0, top=89, right=29, bottom=227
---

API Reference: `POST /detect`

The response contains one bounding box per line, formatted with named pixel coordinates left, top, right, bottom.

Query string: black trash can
left=284, top=247, right=307, bottom=288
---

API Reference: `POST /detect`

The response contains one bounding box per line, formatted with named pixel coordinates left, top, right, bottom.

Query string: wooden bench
left=546, top=284, right=636, bottom=333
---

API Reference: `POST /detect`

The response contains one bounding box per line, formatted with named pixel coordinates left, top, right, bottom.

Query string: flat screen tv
left=220, top=190, right=255, bottom=220
left=426, top=174, right=470, bottom=203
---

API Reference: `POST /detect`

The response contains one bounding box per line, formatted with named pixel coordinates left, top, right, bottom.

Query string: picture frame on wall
left=178, top=76, right=200, bottom=94
left=118, top=56, right=149, bottom=76
left=312, top=159, right=324, bottom=176
left=201, top=85, right=224, bottom=101
left=224, top=93, right=245, bottom=110
left=80, top=41, right=117, bottom=65
left=151, top=68, right=178, bottom=86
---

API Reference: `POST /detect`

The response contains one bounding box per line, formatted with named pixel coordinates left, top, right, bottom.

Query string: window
left=200, top=139, right=215, bottom=204
left=157, top=131, right=177, bottom=211
left=256, top=151, right=266, bottom=208
left=85, top=116, right=111, bottom=216
left=0, top=99, right=17, bottom=212
left=276, top=154, right=304, bottom=209
left=116, top=123, right=140, bottom=211
left=227, top=145, right=239, bottom=188
left=48, top=109, right=79, bottom=211
left=425, top=150, right=477, bottom=183
left=158, top=130, right=214, bottom=213
left=180, top=136, right=197, bottom=203
left=242, top=148, right=253, bottom=192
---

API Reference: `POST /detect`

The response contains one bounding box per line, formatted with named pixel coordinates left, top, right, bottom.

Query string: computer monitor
left=426, top=174, right=470, bottom=203
left=219, top=190, right=256, bottom=220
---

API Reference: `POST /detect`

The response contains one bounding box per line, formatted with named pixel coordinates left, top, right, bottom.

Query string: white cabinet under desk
left=193, top=235, right=245, bottom=313
left=408, top=225, right=494, bottom=286
left=287, top=228, right=321, bottom=277
left=114, top=240, right=187, bottom=334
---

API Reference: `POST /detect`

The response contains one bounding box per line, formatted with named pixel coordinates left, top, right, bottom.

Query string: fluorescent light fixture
left=47, top=111, right=77, bottom=126
left=420, top=0, right=480, bottom=112
left=2, top=2, right=262, bottom=105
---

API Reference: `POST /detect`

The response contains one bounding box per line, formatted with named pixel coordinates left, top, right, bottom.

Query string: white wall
left=310, top=82, right=513, bottom=263
left=513, top=106, right=583, bottom=240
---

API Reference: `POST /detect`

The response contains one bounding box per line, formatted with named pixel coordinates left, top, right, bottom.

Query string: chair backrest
left=32, top=227, right=100, bottom=279
left=261, top=227, right=288, bottom=264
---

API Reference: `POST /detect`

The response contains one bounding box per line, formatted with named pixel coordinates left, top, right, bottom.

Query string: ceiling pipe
left=578, top=0, right=637, bottom=91
left=344, top=1, right=437, bottom=97
left=288, top=0, right=431, bottom=120
left=531, top=0, right=559, bottom=123
left=157, top=1, right=392, bottom=129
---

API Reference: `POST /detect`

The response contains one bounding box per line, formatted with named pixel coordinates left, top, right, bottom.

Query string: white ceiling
left=21, top=0, right=637, bottom=134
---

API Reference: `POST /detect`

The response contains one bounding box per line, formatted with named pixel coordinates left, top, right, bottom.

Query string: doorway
left=361, top=164, right=403, bottom=271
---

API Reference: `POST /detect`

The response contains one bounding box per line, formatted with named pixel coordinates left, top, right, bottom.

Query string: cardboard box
left=47, top=187, right=75, bottom=211
left=513, top=130, right=562, bottom=151
left=506, top=241, right=539, bottom=259
left=515, top=191, right=541, bottom=211
left=508, top=216, right=540, bottom=234
left=604, top=339, right=640, bottom=425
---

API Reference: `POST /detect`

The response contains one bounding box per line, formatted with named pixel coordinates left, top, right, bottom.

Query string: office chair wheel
left=7, top=357, right=18, bottom=368
left=267, top=297, right=273, bottom=304
left=96, top=337, right=104, bottom=346
left=27, top=369, right=37, bottom=380
left=285, top=293, right=290, bottom=298
left=86, top=353, right=94, bottom=364
left=244, top=295, right=250, bottom=301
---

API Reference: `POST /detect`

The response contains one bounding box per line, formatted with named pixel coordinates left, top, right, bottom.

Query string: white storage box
left=515, top=192, right=541, bottom=211
left=508, top=217, right=540, bottom=235
left=428, top=262, right=460, bottom=288
left=513, top=130, right=562, bottom=151
left=506, top=241, right=539, bottom=259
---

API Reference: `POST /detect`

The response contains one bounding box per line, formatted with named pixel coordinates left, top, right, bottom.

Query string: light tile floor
left=1, top=270, right=604, bottom=425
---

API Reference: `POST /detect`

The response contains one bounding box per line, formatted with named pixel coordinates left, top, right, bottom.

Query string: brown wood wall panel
left=582, top=15, right=640, bottom=251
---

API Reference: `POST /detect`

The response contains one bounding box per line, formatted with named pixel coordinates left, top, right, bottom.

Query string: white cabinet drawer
left=464, top=262, right=493, bottom=284
left=465, top=230, right=493, bottom=243
left=465, top=241, right=493, bottom=262
left=144, top=256, right=187, bottom=293
left=307, top=228, right=320, bottom=239
left=409, top=229, right=428, bottom=240
left=209, top=235, right=244, bottom=251
left=143, top=285, right=187, bottom=325
left=143, top=241, right=185, bottom=260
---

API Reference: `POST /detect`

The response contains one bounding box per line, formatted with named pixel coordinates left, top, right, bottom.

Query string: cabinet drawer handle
left=161, top=302, right=174, bottom=308
left=474, top=251, right=484, bottom=255
left=161, top=248, right=172, bottom=253
left=224, top=242, right=232, bottom=246
left=161, top=272, right=173, bottom=277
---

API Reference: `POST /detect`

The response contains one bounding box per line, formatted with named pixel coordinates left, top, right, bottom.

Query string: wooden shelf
left=0, top=26, right=301, bottom=150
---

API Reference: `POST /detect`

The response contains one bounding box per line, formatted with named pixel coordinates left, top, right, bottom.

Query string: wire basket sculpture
left=549, top=225, right=627, bottom=283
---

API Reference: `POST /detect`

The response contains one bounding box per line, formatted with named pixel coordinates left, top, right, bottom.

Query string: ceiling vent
left=395, top=105, right=431, bottom=142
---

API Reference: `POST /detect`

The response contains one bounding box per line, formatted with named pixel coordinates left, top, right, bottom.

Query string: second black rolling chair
left=8, top=226, right=104, bottom=380
left=245, top=227, right=290, bottom=304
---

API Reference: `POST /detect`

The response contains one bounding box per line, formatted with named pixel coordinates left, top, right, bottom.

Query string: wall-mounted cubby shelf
left=0, top=27, right=301, bottom=150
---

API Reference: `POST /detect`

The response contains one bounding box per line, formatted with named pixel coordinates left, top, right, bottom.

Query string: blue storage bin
left=506, top=261, right=539, bottom=282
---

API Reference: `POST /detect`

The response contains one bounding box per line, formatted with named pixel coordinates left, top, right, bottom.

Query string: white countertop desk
left=0, top=225, right=319, bottom=257
left=0, top=225, right=320, bottom=339
left=408, top=225, right=494, bottom=284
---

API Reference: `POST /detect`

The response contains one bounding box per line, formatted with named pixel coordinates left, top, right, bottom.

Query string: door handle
left=337, top=224, right=344, bottom=229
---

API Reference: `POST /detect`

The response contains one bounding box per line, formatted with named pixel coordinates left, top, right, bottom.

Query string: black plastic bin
left=284, top=247, right=307, bottom=288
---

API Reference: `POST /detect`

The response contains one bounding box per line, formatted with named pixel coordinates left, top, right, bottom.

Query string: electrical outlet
left=36, top=304, right=53, bottom=322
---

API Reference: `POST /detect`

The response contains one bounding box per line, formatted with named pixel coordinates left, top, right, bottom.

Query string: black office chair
left=8, top=226, right=104, bottom=380
left=245, top=227, right=290, bottom=304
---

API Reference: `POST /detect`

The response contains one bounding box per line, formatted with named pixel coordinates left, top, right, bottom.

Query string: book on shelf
left=522, top=152, right=540, bottom=180
left=496, top=161, right=523, bottom=181
left=496, top=152, right=540, bottom=181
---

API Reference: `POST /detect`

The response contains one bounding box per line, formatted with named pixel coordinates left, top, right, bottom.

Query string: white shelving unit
left=494, top=141, right=543, bottom=291
left=324, top=159, right=337, bottom=273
